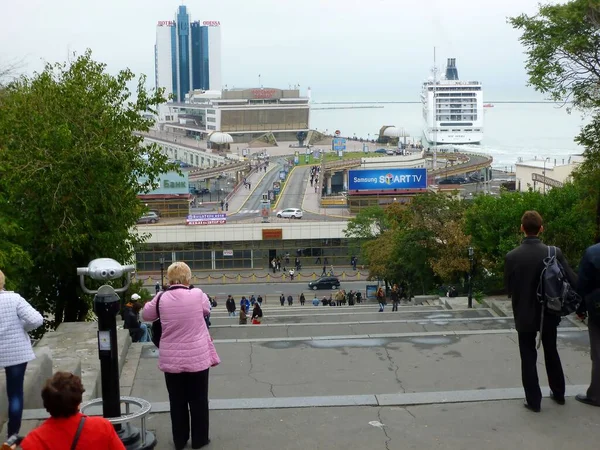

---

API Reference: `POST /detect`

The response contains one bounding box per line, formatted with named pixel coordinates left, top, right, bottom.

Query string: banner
left=348, top=168, right=428, bottom=191
left=186, top=213, right=227, bottom=225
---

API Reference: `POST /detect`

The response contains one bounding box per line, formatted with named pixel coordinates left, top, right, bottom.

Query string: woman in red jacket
left=20, top=372, right=124, bottom=450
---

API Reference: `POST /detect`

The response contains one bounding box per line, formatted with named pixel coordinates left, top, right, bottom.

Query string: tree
left=0, top=50, right=172, bottom=328
left=510, top=0, right=600, bottom=241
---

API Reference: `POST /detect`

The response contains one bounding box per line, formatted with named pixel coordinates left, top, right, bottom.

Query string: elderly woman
left=0, top=269, right=44, bottom=440
left=20, top=372, right=124, bottom=449
left=142, top=262, right=220, bottom=450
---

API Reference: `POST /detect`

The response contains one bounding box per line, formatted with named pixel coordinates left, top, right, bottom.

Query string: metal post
left=467, top=247, right=474, bottom=308
left=159, top=257, right=165, bottom=289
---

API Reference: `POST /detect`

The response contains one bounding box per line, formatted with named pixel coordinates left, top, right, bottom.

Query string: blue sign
left=332, top=138, right=347, bottom=151
left=186, top=213, right=227, bottom=226
left=348, top=168, right=428, bottom=191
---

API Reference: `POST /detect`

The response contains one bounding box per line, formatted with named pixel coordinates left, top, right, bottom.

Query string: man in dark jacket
left=504, top=210, right=577, bottom=412
left=123, top=298, right=150, bottom=343
left=575, top=240, right=600, bottom=407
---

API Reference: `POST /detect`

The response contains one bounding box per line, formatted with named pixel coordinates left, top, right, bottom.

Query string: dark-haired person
left=574, top=239, right=600, bottom=407
left=504, top=210, right=576, bottom=412
left=20, top=372, right=125, bottom=449
left=0, top=269, right=44, bottom=441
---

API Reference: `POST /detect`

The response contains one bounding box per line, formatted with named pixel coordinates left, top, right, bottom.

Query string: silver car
left=137, top=212, right=159, bottom=224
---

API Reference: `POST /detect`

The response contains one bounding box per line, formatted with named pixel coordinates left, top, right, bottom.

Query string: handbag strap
left=70, top=416, right=86, bottom=450
left=155, top=285, right=192, bottom=319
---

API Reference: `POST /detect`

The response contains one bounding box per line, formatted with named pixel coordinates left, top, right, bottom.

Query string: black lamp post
left=159, top=256, right=165, bottom=290
left=467, top=247, right=474, bottom=308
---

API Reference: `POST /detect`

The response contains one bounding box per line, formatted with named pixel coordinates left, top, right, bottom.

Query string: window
left=207, top=117, right=216, bottom=122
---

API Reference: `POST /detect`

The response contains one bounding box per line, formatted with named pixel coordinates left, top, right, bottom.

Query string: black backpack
left=537, top=246, right=581, bottom=317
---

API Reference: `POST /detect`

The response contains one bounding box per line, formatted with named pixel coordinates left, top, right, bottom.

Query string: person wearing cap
left=122, top=294, right=149, bottom=343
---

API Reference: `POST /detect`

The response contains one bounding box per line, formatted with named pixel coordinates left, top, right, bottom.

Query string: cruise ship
left=421, top=58, right=483, bottom=144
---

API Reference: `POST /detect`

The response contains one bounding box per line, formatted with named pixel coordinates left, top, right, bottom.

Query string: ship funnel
left=445, top=58, right=459, bottom=80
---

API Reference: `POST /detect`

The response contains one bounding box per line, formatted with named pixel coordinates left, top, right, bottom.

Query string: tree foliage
left=0, top=50, right=172, bottom=327
left=510, top=0, right=600, bottom=240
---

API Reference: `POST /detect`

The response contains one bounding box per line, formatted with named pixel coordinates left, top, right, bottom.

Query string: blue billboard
left=332, top=138, right=347, bottom=151
left=348, top=168, right=428, bottom=191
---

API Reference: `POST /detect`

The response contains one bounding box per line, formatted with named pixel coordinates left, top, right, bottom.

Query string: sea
left=310, top=101, right=588, bottom=171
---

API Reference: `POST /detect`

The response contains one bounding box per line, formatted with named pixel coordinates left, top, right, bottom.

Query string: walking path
left=224, top=162, right=279, bottom=215
left=302, top=172, right=353, bottom=218
left=11, top=301, right=597, bottom=449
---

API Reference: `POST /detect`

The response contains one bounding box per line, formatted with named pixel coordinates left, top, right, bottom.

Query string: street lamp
left=159, top=256, right=165, bottom=289
left=467, top=247, right=474, bottom=308
left=542, top=157, right=550, bottom=194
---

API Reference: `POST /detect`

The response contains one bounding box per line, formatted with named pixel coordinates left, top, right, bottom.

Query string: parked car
left=438, top=177, right=469, bottom=185
left=374, top=149, right=388, bottom=154
left=308, top=276, right=341, bottom=290
left=137, top=212, right=159, bottom=224
left=276, top=208, right=303, bottom=219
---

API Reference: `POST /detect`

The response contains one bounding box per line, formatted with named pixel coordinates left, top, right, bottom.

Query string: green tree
left=510, top=0, right=600, bottom=241
left=0, top=50, right=172, bottom=327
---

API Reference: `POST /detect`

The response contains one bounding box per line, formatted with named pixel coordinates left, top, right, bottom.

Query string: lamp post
left=159, top=256, right=165, bottom=290
left=542, top=157, right=550, bottom=194
left=467, top=247, right=474, bottom=308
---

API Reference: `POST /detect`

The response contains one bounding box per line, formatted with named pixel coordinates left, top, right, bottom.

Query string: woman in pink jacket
left=142, top=262, right=220, bottom=450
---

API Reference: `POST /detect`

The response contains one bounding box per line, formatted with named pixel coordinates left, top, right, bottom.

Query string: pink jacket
left=142, top=286, right=220, bottom=373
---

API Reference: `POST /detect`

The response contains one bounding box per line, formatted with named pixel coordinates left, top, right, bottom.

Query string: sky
left=1, top=0, right=553, bottom=101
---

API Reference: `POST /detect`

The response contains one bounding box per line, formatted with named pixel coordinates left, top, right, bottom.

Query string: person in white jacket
left=0, top=270, right=44, bottom=439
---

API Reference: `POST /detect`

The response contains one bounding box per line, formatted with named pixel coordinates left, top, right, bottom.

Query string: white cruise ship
left=421, top=58, right=483, bottom=145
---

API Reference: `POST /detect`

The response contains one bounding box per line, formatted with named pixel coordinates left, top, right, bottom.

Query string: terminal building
left=156, top=87, right=310, bottom=143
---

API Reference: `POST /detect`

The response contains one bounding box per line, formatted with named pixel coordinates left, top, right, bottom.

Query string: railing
left=532, top=173, right=564, bottom=188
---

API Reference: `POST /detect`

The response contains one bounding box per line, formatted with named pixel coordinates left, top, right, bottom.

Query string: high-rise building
left=155, top=5, right=222, bottom=101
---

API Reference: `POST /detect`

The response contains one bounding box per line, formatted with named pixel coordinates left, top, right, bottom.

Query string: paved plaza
left=14, top=301, right=600, bottom=449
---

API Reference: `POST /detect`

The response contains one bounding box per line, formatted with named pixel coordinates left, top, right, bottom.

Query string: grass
left=296, top=151, right=387, bottom=166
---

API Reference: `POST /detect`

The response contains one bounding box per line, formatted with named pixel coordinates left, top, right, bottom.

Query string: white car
left=276, top=208, right=303, bottom=219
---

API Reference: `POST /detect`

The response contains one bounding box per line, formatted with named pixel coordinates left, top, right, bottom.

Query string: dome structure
left=208, top=132, right=234, bottom=144
left=381, top=126, right=408, bottom=138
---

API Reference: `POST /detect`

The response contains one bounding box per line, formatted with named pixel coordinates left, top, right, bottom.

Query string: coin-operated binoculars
left=77, top=258, right=156, bottom=449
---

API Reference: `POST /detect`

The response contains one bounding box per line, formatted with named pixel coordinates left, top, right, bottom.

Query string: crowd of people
left=2, top=210, right=600, bottom=448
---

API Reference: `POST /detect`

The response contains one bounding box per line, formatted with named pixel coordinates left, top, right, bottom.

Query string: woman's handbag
left=151, top=292, right=165, bottom=348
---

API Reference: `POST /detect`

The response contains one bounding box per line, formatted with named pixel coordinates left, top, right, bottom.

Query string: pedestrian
left=377, top=287, right=386, bottom=312
left=285, top=252, right=290, bottom=265
left=251, top=303, right=263, bottom=325
left=272, top=258, right=277, bottom=274
left=276, top=258, right=281, bottom=272
left=321, top=265, right=327, bottom=277
left=280, top=294, right=285, bottom=306
left=287, top=294, right=293, bottom=306
left=574, top=239, right=600, bottom=407
left=391, top=284, right=400, bottom=312
left=257, top=295, right=263, bottom=305
left=0, top=269, right=44, bottom=440
left=226, top=295, right=236, bottom=317
left=312, top=295, right=320, bottom=306
left=250, top=294, right=256, bottom=306
left=239, top=305, right=248, bottom=325
left=356, top=291, right=362, bottom=304
left=225, top=202, right=229, bottom=212
left=122, top=298, right=150, bottom=342
left=240, top=296, right=250, bottom=314
left=348, top=290, right=355, bottom=306
left=300, top=293, right=306, bottom=306
left=314, top=185, right=318, bottom=193
left=220, top=200, right=224, bottom=210
left=155, top=282, right=160, bottom=294
left=19, top=372, right=125, bottom=450
left=289, top=269, right=295, bottom=281
left=142, top=262, right=220, bottom=449
left=504, top=211, right=576, bottom=412
left=335, top=290, right=344, bottom=307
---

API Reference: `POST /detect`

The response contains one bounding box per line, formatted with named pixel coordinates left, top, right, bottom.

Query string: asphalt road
left=202, top=280, right=369, bottom=298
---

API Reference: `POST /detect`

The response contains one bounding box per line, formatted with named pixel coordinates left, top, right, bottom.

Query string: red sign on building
left=202, top=21, right=221, bottom=26
left=157, top=21, right=174, bottom=26
left=252, top=89, right=278, bottom=99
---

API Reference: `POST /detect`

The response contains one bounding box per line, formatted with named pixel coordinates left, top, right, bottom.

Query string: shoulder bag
left=70, top=416, right=86, bottom=450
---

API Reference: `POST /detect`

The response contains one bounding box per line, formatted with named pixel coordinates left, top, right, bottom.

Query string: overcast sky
left=1, top=0, right=550, bottom=101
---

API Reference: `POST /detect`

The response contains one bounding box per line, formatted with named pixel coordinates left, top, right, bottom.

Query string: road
left=201, top=280, right=369, bottom=299
left=275, top=165, right=324, bottom=220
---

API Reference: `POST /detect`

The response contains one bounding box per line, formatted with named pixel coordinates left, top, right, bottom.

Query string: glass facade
left=135, top=238, right=353, bottom=272
left=176, top=6, right=191, bottom=101
left=170, top=25, right=178, bottom=99
left=220, top=108, right=309, bottom=132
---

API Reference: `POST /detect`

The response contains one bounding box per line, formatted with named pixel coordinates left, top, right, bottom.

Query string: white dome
left=208, top=132, right=234, bottom=144
left=382, top=126, right=407, bottom=138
